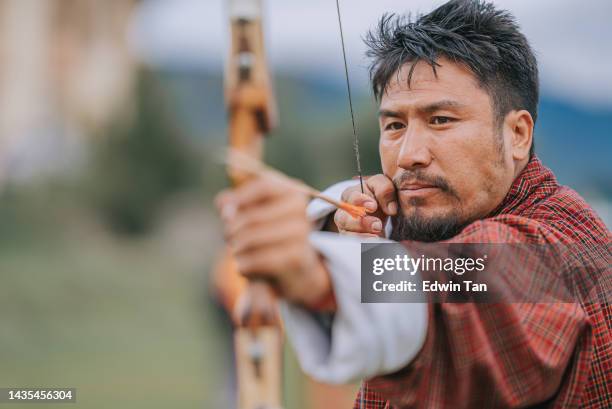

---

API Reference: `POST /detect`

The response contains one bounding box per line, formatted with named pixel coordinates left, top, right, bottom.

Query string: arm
left=364, top=220, right=590, bottom=408
left=217, top=175, right=429, bottom=384
left=275, top=177, right=429, bottom=383
left=280, top=231, right=428, bottom=384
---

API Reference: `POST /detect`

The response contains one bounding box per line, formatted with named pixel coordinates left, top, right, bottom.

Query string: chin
left=391, top=206, right=466, bottom=242
left=401, top=203, right=452, bottom=220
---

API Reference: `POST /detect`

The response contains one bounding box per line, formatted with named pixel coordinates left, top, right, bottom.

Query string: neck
left=513, top=155, right=530, bottom=179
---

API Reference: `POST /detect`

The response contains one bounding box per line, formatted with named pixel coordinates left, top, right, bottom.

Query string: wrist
left=299, top=251, right=337, bottom=312
left=306, top=285, right=337, bottom=312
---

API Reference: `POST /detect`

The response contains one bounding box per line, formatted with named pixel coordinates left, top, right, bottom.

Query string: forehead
left=380, top=58, right=491, bottom=111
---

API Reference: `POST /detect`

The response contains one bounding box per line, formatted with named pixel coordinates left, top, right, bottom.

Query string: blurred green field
left=0, top=69, right=326, bottom=409
left=0, top=186, right=227, bottom=408
left=0, top=184, right=309, bottom=409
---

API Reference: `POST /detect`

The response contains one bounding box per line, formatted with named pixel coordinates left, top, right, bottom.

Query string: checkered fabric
left=354, top=156, right=611, bottom=409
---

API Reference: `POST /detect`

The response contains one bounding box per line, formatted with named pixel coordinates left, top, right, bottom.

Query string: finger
left=340, top=184, right=360, bottom=202
left=234, top=241, right=305, bottom=281
left=229, top=218, right=310, bottom=255
left=226, top=194, right=307, bottom=237
left=234, top=246, right=283, bottom=281
left=344, top=189, right=378, bottom=212
left=361, top=215, right=384, bottom=234
left=334, top=209, right=365, bottom=233
left=236, top=243, right=326, bottom=305
left=214, top=189, right=235, bottom=217
left=340, top=184, right=376, bottom=207
left=274, top=245, right=323, bottom=304
left=366, top=174, right=398, bottom=216
left=334, top=209, right=382, bottom=234
left=223, top=173, right=294, bottom=212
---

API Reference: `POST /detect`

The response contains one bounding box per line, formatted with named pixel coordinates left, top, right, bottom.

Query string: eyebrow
left=421, top=100, right=466, bottom=114
left=378, top=100, right=467, bottom=118
left=378, top=109, right=403, bottom=118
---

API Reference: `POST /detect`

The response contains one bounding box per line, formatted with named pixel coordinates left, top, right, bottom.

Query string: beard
left=389, top=169, right=466, bottom=242
left=389, top=207, right=466, bottom=242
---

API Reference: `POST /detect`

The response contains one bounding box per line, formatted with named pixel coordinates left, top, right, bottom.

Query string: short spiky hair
left=365, top=0, right=539, bottom=153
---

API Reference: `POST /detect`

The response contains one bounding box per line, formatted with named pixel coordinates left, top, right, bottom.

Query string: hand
left=334, top=175, right=398, bottom=237
left=215, top=172, right=335, bottom=310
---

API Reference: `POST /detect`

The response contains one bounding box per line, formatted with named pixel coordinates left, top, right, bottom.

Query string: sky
left=129, top=0, right=612, bottom=108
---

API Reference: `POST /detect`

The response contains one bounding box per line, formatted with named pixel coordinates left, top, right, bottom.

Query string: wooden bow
left=223, top=1, right=283, bottom=408
left=216, top=1, right=362, bottom=407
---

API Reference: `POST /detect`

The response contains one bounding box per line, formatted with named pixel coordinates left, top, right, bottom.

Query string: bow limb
left=224, top=1, right=283, bottom=408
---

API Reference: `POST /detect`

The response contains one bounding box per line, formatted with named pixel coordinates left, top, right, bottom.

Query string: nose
left=397, top=124, right=433, bottom=170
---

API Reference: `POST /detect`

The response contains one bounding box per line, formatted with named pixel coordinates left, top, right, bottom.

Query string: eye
left=430, top=116, right=456, bottom=125
left=384, top=121, right=405, bottom=131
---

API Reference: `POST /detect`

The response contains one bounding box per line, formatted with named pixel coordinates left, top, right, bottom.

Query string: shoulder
left=456, top=186, right=609, bottom=244
left=454, top=216, right=552, bottom=244
left=521, top=185, right=609, bottom=244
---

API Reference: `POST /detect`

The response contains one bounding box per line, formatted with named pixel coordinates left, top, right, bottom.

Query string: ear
left=506, top=109, right=533, bottom=161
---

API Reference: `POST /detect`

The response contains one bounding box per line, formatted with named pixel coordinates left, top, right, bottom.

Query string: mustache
left=393, top=170, right=456, bottom=196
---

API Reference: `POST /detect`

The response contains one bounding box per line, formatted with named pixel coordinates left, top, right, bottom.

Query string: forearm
left=280, top=231, right=428, bottom=384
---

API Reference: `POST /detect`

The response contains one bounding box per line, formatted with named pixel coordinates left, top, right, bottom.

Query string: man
left=216, top=0, right=611, bottom=407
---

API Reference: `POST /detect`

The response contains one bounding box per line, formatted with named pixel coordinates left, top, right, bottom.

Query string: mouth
left=398, top=183, right=441, bottom=198
left=401, top=183, right=437, bottom=190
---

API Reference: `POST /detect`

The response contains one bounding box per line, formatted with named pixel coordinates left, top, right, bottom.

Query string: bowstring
left=336, top=2, right=365, bottom=408
left=335, top=0, right=365, bottom=194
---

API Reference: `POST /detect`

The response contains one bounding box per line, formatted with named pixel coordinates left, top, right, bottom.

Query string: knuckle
left=348, top=190, right=364, bottom=204
left=341, top=186, right=358, bottom=201
left=335, top=210, right=350, bottom=229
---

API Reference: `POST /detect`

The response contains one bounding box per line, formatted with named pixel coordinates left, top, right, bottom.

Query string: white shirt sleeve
left=279, top=181, right=429, bottom=384
left=307, top=180, right=360, bottom=228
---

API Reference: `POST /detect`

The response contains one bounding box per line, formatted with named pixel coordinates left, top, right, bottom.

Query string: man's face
left=378, top=58, right=517, bottom=241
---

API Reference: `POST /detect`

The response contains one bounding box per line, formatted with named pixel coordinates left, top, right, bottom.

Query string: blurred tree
left=87, top=69, right=200, bottom=235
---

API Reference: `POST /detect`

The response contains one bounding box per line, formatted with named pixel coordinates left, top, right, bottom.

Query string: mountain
left=536, top=97, right=611, bottom=196
left=159, top=69, right=611, bottom=199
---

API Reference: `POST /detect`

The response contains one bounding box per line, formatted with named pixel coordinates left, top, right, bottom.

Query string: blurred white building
left=0, top=0, right=139, bottom=186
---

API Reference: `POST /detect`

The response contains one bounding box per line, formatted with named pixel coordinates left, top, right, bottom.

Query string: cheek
left=449, top=146, right=509, bottom=212
left=379, top=137, right=399, bottom=177
left=438, top=130, right=502, bottom=198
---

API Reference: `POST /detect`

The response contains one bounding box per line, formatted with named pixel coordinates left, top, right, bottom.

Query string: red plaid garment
left=354, top=156, right=611, bottom=409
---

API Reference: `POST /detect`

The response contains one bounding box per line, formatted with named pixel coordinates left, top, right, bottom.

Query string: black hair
left=365, top=0, right=538, bottom=155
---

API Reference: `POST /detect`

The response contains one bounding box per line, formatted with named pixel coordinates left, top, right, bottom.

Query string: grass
left=0, top=187, right=241, bottom=408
